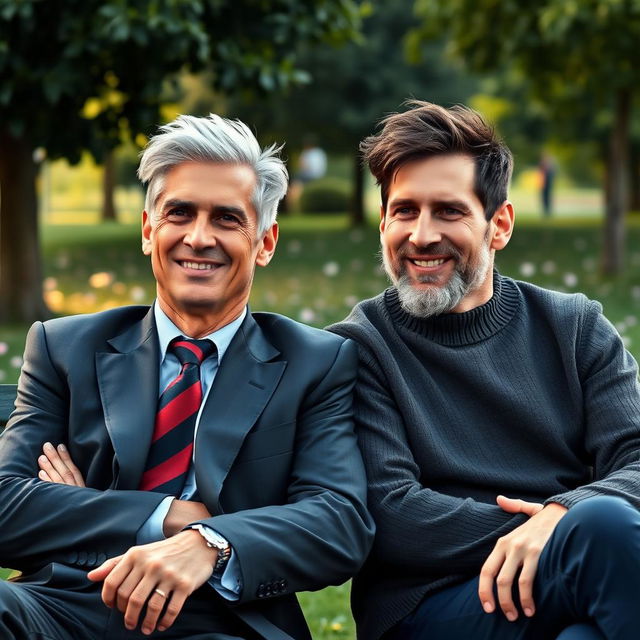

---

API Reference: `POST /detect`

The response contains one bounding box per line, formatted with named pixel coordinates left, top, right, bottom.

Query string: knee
left=555, top=623, right=605, bottom=640
left=563, top=496, right=640, bottom=546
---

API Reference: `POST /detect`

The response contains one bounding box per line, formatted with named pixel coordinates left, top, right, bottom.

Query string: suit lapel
left=96, top=308, right=159, bottom=489
left=195, top=313, right=286, bottom=513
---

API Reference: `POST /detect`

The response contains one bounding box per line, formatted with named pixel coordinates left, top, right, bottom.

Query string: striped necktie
left=139, top=337, right=216, bottom=494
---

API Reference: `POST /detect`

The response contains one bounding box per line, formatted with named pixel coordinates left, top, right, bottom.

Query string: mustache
left=395, top=241, right=462, bottom=261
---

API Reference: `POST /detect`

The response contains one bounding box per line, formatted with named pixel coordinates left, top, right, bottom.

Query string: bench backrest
left=0, top=384, right=17, bottom=428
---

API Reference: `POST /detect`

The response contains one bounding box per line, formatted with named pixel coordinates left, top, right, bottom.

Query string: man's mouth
left=178, top=260, right=218, bottom=271
left=411, top=258, right=446, bottom=267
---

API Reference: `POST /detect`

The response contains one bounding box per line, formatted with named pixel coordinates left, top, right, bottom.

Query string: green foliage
left=410, top=0, right=640, bottom=131
left=0, top=0, right=362, bottom=161
left=229, top=0, right=478, bottom=155
left=299, top=177, right=351, bottom=213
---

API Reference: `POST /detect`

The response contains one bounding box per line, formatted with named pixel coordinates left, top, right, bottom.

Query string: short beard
left=382, top=236, right=492, bottom=318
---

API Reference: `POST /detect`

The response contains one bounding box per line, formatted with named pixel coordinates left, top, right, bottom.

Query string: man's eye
left=167, top=209, right=189, bottom=219
left=440, top=207, right=463, bottom=218
left=395, top=207, right=414, bottom=216
left=219, top=213, right=241, bottom=225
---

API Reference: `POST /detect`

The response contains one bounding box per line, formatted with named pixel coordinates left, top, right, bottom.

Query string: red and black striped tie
left=139, top=337, right=216, bottom=494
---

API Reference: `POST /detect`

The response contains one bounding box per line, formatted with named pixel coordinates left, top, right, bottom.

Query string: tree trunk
left=0, top=131, right=50, bottom=323
left=602, top=89, right=631, bottom=275
left=101, top=150, right=117, bottom=222
left=349, top=150, right=365, bottom=227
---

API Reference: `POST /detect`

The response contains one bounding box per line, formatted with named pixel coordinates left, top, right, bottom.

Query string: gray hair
left=137, top=114, right=288, bottom=235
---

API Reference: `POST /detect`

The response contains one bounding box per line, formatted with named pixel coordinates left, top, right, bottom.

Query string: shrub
left=299, top=177, right=350, bottom=214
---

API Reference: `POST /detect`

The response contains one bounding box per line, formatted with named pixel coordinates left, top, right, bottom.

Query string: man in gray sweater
left=329, top=101, right=640, bottom=640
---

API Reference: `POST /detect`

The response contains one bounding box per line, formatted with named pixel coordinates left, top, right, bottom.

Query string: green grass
left=2, top=213, right=640, bottom=638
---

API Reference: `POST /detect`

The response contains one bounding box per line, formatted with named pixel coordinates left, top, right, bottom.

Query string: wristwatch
left=188, top=524, right=232, bottom=574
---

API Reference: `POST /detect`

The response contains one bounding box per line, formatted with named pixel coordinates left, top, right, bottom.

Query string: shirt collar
left=153, top=302, right=247, bottom=364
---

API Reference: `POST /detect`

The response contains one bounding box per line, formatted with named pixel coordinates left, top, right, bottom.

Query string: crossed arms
left=0, top=319, right=374, bottom=636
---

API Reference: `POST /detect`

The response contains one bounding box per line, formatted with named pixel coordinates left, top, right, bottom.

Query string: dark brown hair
left=361, top=100, right=513, bottom=220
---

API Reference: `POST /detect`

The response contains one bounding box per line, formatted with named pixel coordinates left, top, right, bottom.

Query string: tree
left=0, top=0, right=360, bottom=323
left=230, top=0, right=477, bottom=226
left=411, top=0, right=640, bottom=274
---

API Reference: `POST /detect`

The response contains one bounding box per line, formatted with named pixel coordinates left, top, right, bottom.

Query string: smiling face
left=142, top=161, right=277, bottom=334
left=380, top=154, right=513, bottom=316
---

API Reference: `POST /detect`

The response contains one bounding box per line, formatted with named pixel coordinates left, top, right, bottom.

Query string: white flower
left=519, top=262, right=536, bottom=278
left=0, top=342, right=7, bottom=356
left=563, top=273, right=578, bottom=287
left=130, top=286, right=146, bottom=302
left=299, top=308, right=316, bottom=323
left=322, top=261, right=340, bottom=277
left=10, top=356, right=23, bottom=369
left=542, top=261, right=556, bottom=275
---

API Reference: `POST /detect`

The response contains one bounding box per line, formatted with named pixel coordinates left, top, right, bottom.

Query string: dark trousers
left=0, top=573, right=258, bottom=640
left=392, top=496, right=640, bottom=640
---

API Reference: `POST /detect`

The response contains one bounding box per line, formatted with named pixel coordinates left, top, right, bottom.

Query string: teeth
left=413, top=258, right=445, bottom=267
left=182, top=261, right=214, bottom=270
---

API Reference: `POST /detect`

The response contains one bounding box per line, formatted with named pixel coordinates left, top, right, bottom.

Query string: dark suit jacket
left=0, top=305, right=374, bottom=639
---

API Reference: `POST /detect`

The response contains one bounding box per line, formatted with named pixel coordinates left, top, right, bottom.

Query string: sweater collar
left=384, top=271, right=521, bottom=346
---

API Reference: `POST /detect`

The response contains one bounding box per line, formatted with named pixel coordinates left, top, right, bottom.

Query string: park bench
left=0, top=384, right=16, bottom=431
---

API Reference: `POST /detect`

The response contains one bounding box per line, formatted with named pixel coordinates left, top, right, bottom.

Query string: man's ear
left=490, top=201, right=515, bottom=252
left=379, top=205, right=386, bottom=233
left=141, top=210, right=152, bottom=255
left=256, top=223, right=279, bottom=267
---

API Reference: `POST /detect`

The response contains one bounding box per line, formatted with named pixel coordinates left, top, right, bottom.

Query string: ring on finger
left=154, top=588, right=167, bottom=598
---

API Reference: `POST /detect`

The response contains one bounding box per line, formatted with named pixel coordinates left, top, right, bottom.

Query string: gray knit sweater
left=329, top=272, right=640, bottom=640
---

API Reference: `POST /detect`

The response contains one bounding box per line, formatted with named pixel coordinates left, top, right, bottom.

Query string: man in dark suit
left=0, top=114, right=374, bottom=639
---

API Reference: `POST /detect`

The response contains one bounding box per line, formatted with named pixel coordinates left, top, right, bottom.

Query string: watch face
left=191, top=524, right=229, bottom=549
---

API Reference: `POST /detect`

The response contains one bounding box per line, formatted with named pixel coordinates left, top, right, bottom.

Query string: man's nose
left=409, top=211, right=441, bottom=248
left=184, top=217, right=215, bottom=251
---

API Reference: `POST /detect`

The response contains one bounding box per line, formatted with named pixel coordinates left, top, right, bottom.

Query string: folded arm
left=0, top=321, right=166, bottom=570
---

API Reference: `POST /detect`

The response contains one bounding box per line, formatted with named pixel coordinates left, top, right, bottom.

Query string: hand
left=478, top=499, right=567, bottom=621
left=87, top=530, right=218, bottom=635
left=37, top=442, right=85, bottom=487
left=162, top=499, right=211, bottom=537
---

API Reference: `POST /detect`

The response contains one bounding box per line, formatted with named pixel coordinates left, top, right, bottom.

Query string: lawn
left=1, top=212, right=640, bottom=638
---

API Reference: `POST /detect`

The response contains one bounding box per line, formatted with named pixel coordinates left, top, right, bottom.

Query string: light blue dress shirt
left=136, top=302, right=245, bottom=599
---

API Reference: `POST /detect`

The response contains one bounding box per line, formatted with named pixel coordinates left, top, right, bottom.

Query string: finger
left=518, top=552, right=541, bottom=617
left=116, top=568, right=145, bottom=615
left=101, top=558, right=135, bottom=609
left=496, top=495, right=543, bottom=517
left=495, top=554, right=521, bottom=621
left=121, top=573, right=153, bottom=631
left=139, top=585, right=171, bottom=635
left=478, top=547, right=504, bottom=614
left=37, top=452, right=64, bottom=484
left=42, top=442, right=80, bottom=487
left=38, top=469, right=53, bottom=482
left=157, top=588, right=189, bottom=633
left=56, top=443, right=85, bottom=486
left=87, top=555, right=123, bottom=583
